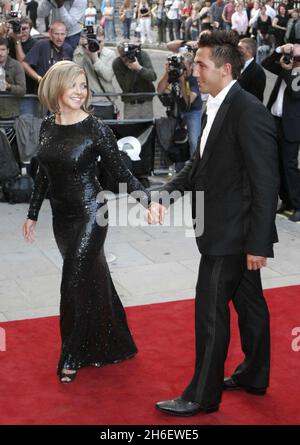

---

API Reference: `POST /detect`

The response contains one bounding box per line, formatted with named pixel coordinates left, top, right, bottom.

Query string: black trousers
left=182, top=254, right=270, bottom=408
left=274, top=117, right=300, bottom=210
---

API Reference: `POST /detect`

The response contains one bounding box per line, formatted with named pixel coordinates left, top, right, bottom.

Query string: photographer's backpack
left=0, top=130, right=20, bottom=184
left=0, top=130, right=35, bottom=204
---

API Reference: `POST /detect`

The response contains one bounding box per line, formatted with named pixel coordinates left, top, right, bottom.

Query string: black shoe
left=155, top=397, right=219, bottom=416
left=276, top=203, right=292, bottom=214
left=223, top=377, right=266, bottom=395
left=289, top=210, right=300, bottom=222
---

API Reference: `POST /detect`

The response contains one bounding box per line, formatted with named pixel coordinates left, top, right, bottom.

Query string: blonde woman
left=23, top=61, right=149, bottom=384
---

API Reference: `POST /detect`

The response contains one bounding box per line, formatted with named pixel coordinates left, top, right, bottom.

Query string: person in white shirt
left=231, top=3, right=249, bottom=37
left=85, top=1, right=97, bottom=26
left=265, top=0, right=277, bottom=21
left=37, top=0, right=87, bottom=50
left=139, top=0, right=152, bottom=44
left=150, top=30, right=279, bottom=416
left=262, top=43, right=300, bottom=222
left=166, top=0, right=182, bottom=40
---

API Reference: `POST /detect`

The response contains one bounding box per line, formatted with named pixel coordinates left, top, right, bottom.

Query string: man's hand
left=280, top=43, right=294, bottom=54
left=126, top=59, right=142, bottom=71
left=280, top=54, right=293, bottom=71
left=54, top=0, right=65, bottom=8
left=8, top=29, right=22, bottom=42
left=147, top=202, right=166, bottom=225
left=246, top=254, right=267, bottom=271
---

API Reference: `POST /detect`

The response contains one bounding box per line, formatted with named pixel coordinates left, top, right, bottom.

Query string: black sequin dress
left=27, top=114, right=150, bottom=373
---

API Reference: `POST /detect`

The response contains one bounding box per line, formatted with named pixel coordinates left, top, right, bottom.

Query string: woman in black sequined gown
left=23, top=61, right=150, bottom=383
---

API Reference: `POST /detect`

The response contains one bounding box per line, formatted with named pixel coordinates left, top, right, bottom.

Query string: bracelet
left=15, top=40, right=21, bottom=45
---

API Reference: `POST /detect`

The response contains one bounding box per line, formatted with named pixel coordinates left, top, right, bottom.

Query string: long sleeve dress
left=27, top=114, right=150, bottom=373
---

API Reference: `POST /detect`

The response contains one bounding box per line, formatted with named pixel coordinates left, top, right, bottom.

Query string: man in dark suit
left=148, top=31, right=279, bottom=415
left=262, top=43, right=300, bottom=222
left=238, top=38, right=266, bottom=102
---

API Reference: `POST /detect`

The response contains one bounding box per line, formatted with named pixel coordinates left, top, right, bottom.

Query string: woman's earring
left=55, top=104, right=61, bottom=115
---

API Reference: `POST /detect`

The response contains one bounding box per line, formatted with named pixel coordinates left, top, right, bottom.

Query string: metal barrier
left=0, top=92, right=159, bottom=177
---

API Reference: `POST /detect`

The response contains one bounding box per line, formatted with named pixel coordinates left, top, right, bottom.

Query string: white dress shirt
left=200, top=80, right=237, bottom=157
left=241, top=57, right=254, bottom=74
left=271, top=80, right=286, bottom=117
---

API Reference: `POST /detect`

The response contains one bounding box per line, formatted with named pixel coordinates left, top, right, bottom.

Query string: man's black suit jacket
left=161, top=82, right=279, bottom=257
left=238, top=60, right=266, bottom=102
left=262, top=51, right=300, bottom=142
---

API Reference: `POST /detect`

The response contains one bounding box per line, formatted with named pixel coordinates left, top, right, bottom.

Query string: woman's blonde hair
left=38, top=61, right=92, bottom=114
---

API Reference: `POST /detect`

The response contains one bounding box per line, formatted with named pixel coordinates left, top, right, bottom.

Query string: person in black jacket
left=113, top=43, right=157, bottom=119
left=148, top=31, right=279, bottom=416
left=238, top=37, right=266, bottom=102
left=262, top=43, right=300, bottom=222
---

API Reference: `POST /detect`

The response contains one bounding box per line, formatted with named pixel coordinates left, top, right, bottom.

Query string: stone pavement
left=0, top=186, right=300, bottom=322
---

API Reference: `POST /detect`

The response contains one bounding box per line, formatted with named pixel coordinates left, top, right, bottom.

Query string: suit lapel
left=268, top=73, right=284, bottom=109
left=189, top=111, right=207, bottom=178
left=190, top=82, right=242, bottom=182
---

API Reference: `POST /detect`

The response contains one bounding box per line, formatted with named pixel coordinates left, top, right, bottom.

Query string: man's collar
left=242, top=57, right=254, bottom=72
left=207, top=79, right=237, bottom=108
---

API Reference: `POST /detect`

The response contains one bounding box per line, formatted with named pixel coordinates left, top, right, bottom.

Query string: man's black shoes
left=276, top=203, right=292, bottom=214
left=289, top=210, right=300, bottom=222
left=223, top=377, right=267, bottom=395
left=156, top=397, right=219, bottom=416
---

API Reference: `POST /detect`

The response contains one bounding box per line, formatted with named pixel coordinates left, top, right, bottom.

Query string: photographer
left=37, top=0, right=87, bottom=50
left=0, top=37, right=26, bottom=119
left=262, top=43, right=300, bottom=222
left=7, top=17, right=38, bottom=97
left=113, top=42, right=157, bottom=119
left=157, top=52, right=202, bottom=172
left=22, top=21, right=73, bottom=84
left=73, top=25, right=116, bottom=105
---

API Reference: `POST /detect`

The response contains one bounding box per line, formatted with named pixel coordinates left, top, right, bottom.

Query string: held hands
left=247, top=254, right=267, bottom=271
left=22, top=219, right=37, bottom=243
left=146, top=202, right=166, bottom=225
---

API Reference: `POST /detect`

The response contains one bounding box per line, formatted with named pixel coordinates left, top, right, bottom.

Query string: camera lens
left=88, top=39, right=100, bottom=53
left=283, top=54, right=293, bottom=64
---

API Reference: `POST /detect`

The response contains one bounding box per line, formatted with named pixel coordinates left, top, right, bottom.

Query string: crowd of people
left=0, top=0, right=300, bottom=222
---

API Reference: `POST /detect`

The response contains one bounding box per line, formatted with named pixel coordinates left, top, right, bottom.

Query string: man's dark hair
left=240, top=37, right=257, bottom=57
left=198, top=31, right=244, bottom=79
left=0, top=37, right=9, bottom=48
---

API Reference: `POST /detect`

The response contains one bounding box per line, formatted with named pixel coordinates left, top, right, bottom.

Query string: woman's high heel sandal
left=59, top=370, right=77, bottom=384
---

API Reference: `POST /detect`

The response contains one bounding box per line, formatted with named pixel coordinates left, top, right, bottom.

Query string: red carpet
left=0, top=285, right=299, bottom=425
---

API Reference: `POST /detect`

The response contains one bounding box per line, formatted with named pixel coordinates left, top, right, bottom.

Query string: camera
left=282, top=53, right=294, bottom=65
left=81, top=26, right=100, bottom=53
left=179, top=44, right=197, bottom=55
left=123, top=42, right=141, bottom=62
left=8, top=18, right=21, bottom=34
left=167, top=55, right=185, bottom=83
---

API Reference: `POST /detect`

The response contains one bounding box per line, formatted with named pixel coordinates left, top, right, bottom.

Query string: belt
left=129, top=100, right=145, bottom=104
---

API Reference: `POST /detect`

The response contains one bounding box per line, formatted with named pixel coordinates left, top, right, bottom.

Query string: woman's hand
left=22, top=219, right=37, bottom=243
